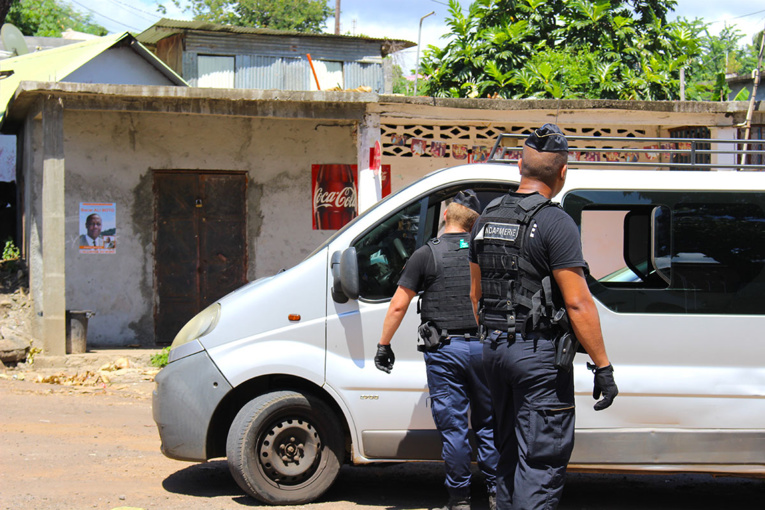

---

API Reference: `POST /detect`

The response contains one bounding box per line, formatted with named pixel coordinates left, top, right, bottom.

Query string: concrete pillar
left=357, top=113, right=382, bottom=213
left=383, top=58, right=393, bottom=95
left=711, top=127, right=737, bottom=171
left=41, top=97, right=66, bottom=355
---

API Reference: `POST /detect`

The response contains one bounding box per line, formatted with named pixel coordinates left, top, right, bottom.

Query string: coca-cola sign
left=312, top=164, right=358, bottom=230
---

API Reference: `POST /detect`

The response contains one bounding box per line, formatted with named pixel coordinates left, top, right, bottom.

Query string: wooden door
left=154, top=171, right=247, bottom=344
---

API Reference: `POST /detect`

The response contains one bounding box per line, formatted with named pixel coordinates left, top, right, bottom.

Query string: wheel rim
left=258, top=417, right=323, bottom=485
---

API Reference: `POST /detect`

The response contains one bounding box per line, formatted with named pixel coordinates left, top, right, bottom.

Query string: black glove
left=374, top=343, right=395, bottom=373
left=588, top=363, right=618, bottom=411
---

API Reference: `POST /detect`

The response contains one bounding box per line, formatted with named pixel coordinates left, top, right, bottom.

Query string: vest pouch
left=554, top=331, right=580, bottom=372
left=418, top=321, right=443, bottom=352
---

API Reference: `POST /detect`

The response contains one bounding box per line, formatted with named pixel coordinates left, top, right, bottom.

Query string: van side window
left=352, top=185, right=511, bottom=301
left=353, top=200, right=423, bottom=300
left=564, top=191, right=765, bottom=315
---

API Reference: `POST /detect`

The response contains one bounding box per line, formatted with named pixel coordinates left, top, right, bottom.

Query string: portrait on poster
left=452, top=144, right=469, bottom=160
left=79, top=203, right=116, bottom=254
left=410, top=138, right=428, bottom=156
left=429, top=141, right=446, bottom=158
left=472, top=145, right=490, bottom=163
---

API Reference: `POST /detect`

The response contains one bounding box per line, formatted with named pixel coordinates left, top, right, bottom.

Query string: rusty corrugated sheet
left=137, top=18, right=415, bottom=53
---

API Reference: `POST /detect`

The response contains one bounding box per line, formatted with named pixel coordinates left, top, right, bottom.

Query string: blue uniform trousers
left=483, top=332, right=575, bottom=510
left=424, top=336, right=499, bottom=499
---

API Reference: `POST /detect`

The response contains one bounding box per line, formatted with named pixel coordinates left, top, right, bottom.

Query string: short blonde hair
left=446, top=202, right=479, bottom=231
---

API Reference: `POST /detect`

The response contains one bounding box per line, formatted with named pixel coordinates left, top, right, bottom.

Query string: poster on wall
left=381, top=164, right=392, bottom=198
left=312, top=164, right=358, bottom=230
left=79, top=203, right=116, bottom=254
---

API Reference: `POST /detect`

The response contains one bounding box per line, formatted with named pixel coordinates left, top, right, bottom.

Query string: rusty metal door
left=154, top=171, right=247, bottom=344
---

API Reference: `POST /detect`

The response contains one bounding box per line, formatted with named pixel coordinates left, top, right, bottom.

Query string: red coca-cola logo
left=313, top=186, right=357, bottom=210
left=312, top=164, right=358, bottom=230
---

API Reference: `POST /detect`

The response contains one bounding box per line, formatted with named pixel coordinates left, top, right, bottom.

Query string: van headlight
left=171, top=303, right=221, bottom=349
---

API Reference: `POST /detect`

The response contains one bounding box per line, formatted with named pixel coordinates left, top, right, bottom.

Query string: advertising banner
left=312, top=165, right=358, bottom=230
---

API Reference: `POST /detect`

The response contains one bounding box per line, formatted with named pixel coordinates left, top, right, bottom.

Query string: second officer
left=375, top=190, right=499, bottom=510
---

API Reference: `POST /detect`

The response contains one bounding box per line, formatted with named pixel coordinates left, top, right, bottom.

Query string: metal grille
left=668, top=126, right=711, bottom=170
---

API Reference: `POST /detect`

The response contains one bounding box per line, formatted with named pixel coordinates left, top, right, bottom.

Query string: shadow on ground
left=162, top=460, right=765, bottom=509
left=161, top=460, right=498, bottom=509
left=562, top=472, right=765, bottom=509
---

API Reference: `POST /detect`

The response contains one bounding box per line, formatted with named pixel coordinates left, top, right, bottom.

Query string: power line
left=69, top=0, right=143, bottom=32
left=104, top=0, right=161, bottom=23
left=708, top=8, right=765, bottom=25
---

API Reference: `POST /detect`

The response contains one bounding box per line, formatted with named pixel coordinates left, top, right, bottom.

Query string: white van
left=153, top=159, right=765, bottom=505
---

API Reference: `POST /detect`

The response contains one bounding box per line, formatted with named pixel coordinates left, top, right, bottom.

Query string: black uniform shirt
left=469, top=193, right=587, bottom=276
left=398, top=233, right=472, bottom=293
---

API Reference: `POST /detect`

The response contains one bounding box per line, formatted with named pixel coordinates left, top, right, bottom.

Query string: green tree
left=390, top=61, right=413, bottom=95
left=167, top=0, right=332, bottom=33
left=684, top=24, right=761, bottom=101
left=421, top=0, right=700, bottom=100
left=6, top=0, right=106, bottom=37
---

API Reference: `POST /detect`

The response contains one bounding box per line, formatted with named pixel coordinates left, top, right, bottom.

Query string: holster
left=417, top=321, right=443, bottom=352
left=554, top=330, right=581, bottom=372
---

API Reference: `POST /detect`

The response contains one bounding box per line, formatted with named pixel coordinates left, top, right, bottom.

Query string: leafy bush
left=3, top=240, right=19, bottom=261
left=150, top=347, right=171, bottom=368
left=1, top=240, right=20, bottom=272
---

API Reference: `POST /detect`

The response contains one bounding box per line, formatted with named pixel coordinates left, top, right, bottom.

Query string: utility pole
left=335, top=0, right=341, bottom=35
left=414, top=11, right=435, bottom=97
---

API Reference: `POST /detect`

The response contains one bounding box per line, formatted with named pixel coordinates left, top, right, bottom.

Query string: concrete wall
left=30, top=110, right=355, bottom=347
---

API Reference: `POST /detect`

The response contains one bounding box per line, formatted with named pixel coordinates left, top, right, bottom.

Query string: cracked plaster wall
left=57, top=110, right=355, bottom=346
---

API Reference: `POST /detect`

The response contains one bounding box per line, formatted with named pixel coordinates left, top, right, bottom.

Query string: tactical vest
left=473, top=193, right=569, bottom=336
left=418, top=235, right=477, bottom=333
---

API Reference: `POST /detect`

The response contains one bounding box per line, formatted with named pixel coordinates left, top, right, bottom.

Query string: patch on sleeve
left=474, top=222, right=520, bottom=242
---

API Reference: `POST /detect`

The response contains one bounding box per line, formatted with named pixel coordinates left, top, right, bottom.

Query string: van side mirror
left=331, top=248, right=360, bottom=302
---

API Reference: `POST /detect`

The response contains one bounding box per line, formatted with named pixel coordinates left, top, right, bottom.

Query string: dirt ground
left=3, top=361, right=765, bottom=510
left=2, top=268, right=764, bottom=510
left=0, top=367, right=453, bottom=510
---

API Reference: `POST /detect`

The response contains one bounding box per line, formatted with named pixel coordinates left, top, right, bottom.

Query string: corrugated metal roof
left=0, top=32, right=188, bottom=124
left=137, top=18, right=415, bottom=55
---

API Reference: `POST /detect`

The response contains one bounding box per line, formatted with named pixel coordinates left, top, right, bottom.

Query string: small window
left=198, top=55, right=235, bottom=88
left=309, top=60, right=343, bottom=91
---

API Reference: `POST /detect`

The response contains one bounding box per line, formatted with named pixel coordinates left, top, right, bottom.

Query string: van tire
left=226, top=390, right=344, bottom=505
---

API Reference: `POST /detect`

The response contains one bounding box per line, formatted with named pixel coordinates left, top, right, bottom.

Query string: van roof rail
left=488, top=133, right=765, bottom=171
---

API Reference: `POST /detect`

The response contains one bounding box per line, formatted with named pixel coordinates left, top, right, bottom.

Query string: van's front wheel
left=226, top=390, right=344, bottom=505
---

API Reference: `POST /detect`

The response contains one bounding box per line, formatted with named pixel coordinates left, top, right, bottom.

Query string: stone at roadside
left=100, top=357, right=131, bottom=371
left=0, top=335, right=30, bottom=364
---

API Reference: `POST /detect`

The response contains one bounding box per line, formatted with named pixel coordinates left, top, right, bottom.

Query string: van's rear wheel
left=226, top=390, right=344, bottom=505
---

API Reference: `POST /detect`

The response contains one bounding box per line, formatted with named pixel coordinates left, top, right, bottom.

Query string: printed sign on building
left=312, top=165, right=358, bottom=230
left=79, top=203, right=116, bottom=254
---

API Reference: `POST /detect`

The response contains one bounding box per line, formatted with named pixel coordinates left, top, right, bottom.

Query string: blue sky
left=72, top=0, right=765, bottom=72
